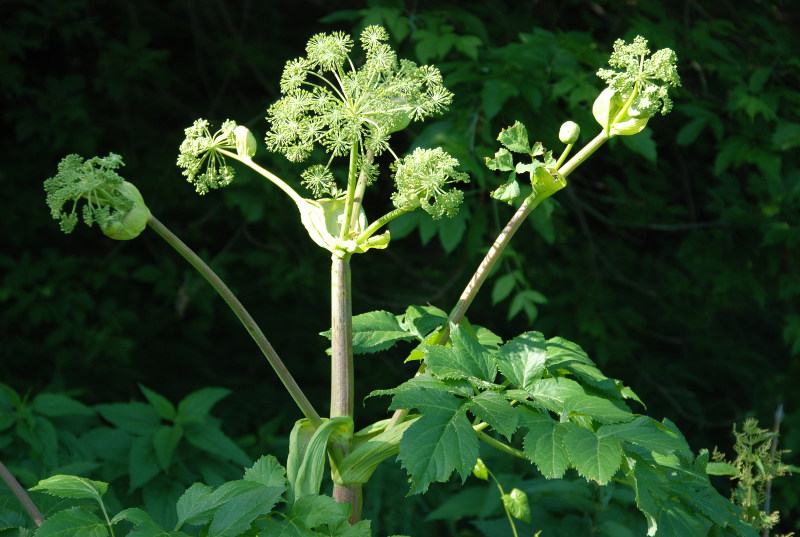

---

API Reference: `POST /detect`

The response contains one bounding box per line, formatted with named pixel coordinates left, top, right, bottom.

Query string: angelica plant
left=29, top=26, right=771, bottom=537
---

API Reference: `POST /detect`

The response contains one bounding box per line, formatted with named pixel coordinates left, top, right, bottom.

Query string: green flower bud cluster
left=390, top=147, right=468, bottom=220
left=594, top=36, right=680, bottom=136
left=177, top=119, right=256, bottom=194
left=44, top=153, right=150, bottom=240
left=265, top=25, right=453, bottom=197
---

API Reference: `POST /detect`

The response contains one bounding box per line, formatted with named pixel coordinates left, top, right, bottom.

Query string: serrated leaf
left=490, top=173, right=522, bottom=204
left=514, top=161, right=543, bottom=175
left=153, top=425, right=183, bottom=470
left=424, top=324, right=496, bottom=382
left=175, top=387, right=230, bottom=425
left=496, top=332, right=546, bottom=392
left=31, top=475, right=107, bottom=502
left=184, top=423, right=251, bottom=466
left=502, top=488, right=530, bottom=523
left=95, top=402, right=160, bottom=435
left=519, top=408, right=569, bottom=479
left=180, top=480, right=263, bottom=526
left=111, top=507, right=153, bottom=526
left=33, top=508, right=106, bottom=537
left=484, top=148, right=515, bottom=171
left=207, top=486, right=284, bottom=537
left=399, top=305, right=447, bottom=339
left=497, top=121, right=530, bottom=154
left=349, top=311, right=417, bottom=354
left=175, top=482, right=214, bottom=526
left=597, top=416, right=687, bottom=455
left=139, top=385, right=176, bottom=421
left=466, top=392, right=517, bottom=440
left=563, top=424, right=622, bottom=485
left=529, top=377, right=633, bottom=424
left=397, top=396, right=477, bottom=494
left=244, top=455, right=287, bottom=488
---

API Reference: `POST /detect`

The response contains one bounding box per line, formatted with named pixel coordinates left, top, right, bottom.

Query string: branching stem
left=147, top=215, right=322, bottom=428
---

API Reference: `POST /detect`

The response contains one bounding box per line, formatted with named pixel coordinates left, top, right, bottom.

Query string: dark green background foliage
left=1, top=0, right=799, bottom=534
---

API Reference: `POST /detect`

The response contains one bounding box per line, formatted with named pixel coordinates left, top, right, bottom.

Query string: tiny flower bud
left=234, top=125, right=257, bottom=159
left=473, top=458, right=489, bottom=481
left=559, top=121, right=580, bottom=145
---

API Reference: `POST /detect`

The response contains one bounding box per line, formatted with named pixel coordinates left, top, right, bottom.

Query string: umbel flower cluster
left=593, top=36, right=680, bottom=136
left=265, top=25, right=455, bottom=200
left=44, top=153, right=150, bottom=240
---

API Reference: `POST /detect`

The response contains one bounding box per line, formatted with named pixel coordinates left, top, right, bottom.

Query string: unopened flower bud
left=559, top=121, right=580, bottom=145
left=101, top=182, right=151, bottom=240
left=234, top=125, right=257, bottom=159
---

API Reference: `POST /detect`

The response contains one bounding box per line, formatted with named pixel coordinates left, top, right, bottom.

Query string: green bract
left=265, top=25, right=453, bottom=196
left=177, top=119, right=242, bottom=194
left=594, top=36, right=680, bottom=136
left=391, top=147, right=469, bottom=220
left=44, top=153, right=151, bottom=240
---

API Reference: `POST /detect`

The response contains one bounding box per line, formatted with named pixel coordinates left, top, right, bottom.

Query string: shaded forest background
left=2, top=0, right=799, bottom=534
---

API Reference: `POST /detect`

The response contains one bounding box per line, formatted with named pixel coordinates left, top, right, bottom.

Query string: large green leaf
left=243, top=455, right=287, bottom=488
left=394, top=390, right=477, bottom=494
left=153, top=425, right=183, bottom=470
left=34, top=508, right=107, bottom=537
left=424, top=324, right=496, bottom=382
left=31, top=475, right=107, bottom=502
left=399, top=305, right=447, bottom=339
left=289, top=495, right=349, bottom=529
left=207, top=486, right=284, bottom=537
left=128, top=434, right=161, bottom=490
left=466, top=391, right=517, bottom=440
left=496, top=332, right=546, bottom=392
left=597, top=416, right=687, bottom=455
left=528, top=377, right=633, bottom=424
left=175, top=483, right=214, bottom=527
left=563, top=424, right=622, bottom=485
left=177, top=480, right=263, bottom=527
left=183, top=423, right=251, bottom=466
left=175, top=388, right=231, bottom=425
left=519, top=408, right=569, bottom=479
left=30, top=393, right=95, bottom=417
left=342, top=310, right=417, bottom=354
left=139, top=385, right=176, bottom=421
left=95, top=402, right=161, bottom=435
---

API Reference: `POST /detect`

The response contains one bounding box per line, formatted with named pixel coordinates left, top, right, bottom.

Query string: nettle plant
left=12, top=29, right=762, bottom=536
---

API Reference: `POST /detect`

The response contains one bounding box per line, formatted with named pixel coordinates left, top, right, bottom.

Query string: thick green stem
left=0, top=459, right=44, bottom=527
left=147, top=215, right=322, bottom=428
left=330, top=253, right=361, bottom=523
left=330, top=255, right=354, bottom=418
